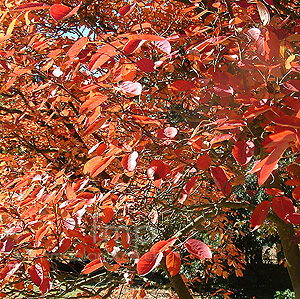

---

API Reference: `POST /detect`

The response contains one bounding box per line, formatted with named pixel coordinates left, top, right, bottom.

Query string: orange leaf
left=102, top=207, right=114, bottom=223
left=65, top=37, right=89, bottom=65
left=81, top=258, right=103, bottom=274
left=80, top=94, right=108, bottom=114
left=128, top=34, right=165, bottom=41
left=166, top=251, right=181, bottom=277
left=121, top=232, right=131, bottom=250
left=83, top=117, right=108, bottom=136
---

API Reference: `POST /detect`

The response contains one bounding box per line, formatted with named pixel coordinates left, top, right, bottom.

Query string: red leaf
left=184, top=239, right=212, bottom=260
left=210, top=134, right=232, bottom=145
left=121, top=151, right=138, bottom=172
left=14, top=2, right=50, bottom=11
left=264, top=29, right=279, bottom=62
left=284, top=80, right=300, bottom=92
left=81, top=258, right=103, bottom=274
left=272, top=116, right=300, bottom=129
left=136, top=58, right=155, bottom=73
left=272, top=196, right=295, bottom=222
left=121, top=232, right=131, bottom=250
left=210, top=166, right=231, bottom=196
left=262, top=129, right=296, bottom=148
left=102, top=207, right=114, bottom=224
left=157, top=127, right=178, bottom=139
left=0, top=261, right=22, bottom=281
left=232, top=141, right=255, bottom=166
left=147, top=160, right=170, bottom=181
left=119, top=81, right=142, bottom=96
left=29, top=263, right=43, bottom=286
left=258, top=141, right=290, bottom=186
left=119, top=3, right=136, bottom=16
left=179, top=176, right=198, bottom=204
left=213, top=85, right=234, bottom=97
left=58, top=238, right=71, bottom=253
left=150, top=240, right=168, bottom=253
left=65, top=37, right=89, bottom=65
left=196, top=153, right=211, bottom=170
left=39, top=277, right=52, bottom=295
left=123, top=40, right=144, bottom=55
left=50, top=3, right=81, bottom=21
left=155, top=238, right=177, bottom=255
left=292, top=186, right=300, bottom=200
left=166, top=251, right=181, bottom=277
left=0, top=237, right=14, bottom=254
left=285, top=213, right=300, bottom=225
left=137, top=251, right=163, bottom=276
left=171, top=80, right=196, bottom=92
left=250, top=201, right=271, bottom=231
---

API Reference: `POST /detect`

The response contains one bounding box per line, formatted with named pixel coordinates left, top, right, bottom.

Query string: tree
left=0, top=0, right=300, bottom=298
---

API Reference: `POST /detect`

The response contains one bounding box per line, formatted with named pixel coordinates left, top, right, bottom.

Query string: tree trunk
left=276, top=217, right=300, bottom=299
left=161, top=258, right=193, bottom=299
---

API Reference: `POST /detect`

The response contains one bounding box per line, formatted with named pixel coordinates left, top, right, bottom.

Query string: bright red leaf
left=250, top=201, right=271, bottom=231
left=81, top=258, right=104, bottom=274
left=210, top=166, right=231, bottom=196
left=50, top=3, right=81, bottom=21
left=137, top=251, right=163, bottom=276
left=232, top=140, right=255, bottom=166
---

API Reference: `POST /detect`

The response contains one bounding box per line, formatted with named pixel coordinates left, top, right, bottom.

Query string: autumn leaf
left=121, top=232, right=131, bottom=250
left=232, top=140, right=255, bottom=166
left=137, top=251, right=164, bottom=276
left=166, top=251, right=181, bottom=277
left=81, top=258, right=104, bottom=274
left=121, top=151, right=138, bottom=172
left=250, top=201, right=271, bottom=231
left=50, top=3, right=81, bottom=21
left=184, top=239, right=212, bottom=260
left=210, top=166, right=231, bottom=196
left=14, top=2, right=50, bottom=11
left=272, top=196, right=295, bottom=222
left=258, top=141, right=290, bottom=186
left=257, top=1, right=270, bottom=26
left=119, top=3, right=136, bottom=16
left=136, top=58, right=155, bottom=73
